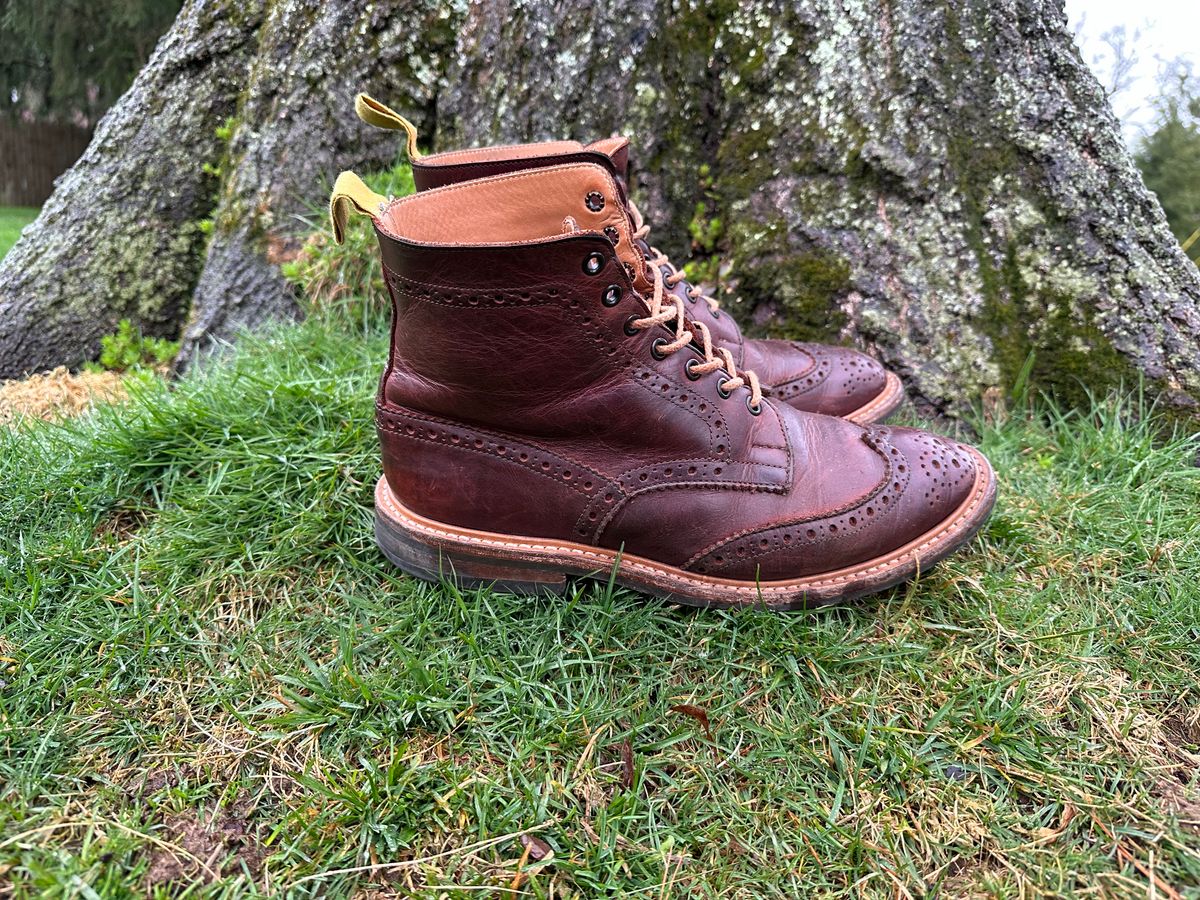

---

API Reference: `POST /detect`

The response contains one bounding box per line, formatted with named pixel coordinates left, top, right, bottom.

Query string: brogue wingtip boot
left=331, top=162, right=997, bottom=609
left=738, top=338, right=905, bottom=423
left=353, top=93, right=904, bottom=424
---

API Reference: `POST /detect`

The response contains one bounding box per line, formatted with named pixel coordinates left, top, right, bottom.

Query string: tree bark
left=0, top=0, right=261, bottom=378
left=2, top=0, right=1198, bottom=420
left=175, top=0, right=459, bottom=367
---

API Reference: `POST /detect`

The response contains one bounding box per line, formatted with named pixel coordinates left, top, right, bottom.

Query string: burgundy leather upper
left=410, top=138, right=892, bottom=418
left=372, top=167, right=978, bottom=580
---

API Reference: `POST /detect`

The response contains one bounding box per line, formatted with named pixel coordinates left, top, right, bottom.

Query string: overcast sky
left=1065, top=0, right=1200, bottom=144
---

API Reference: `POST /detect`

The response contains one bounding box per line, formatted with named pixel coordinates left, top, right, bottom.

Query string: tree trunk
left=174, top=0, right=460, bottom=367
left=2, top=0, right=1198, bottom=421
left=0, top=1, right=261, bottom=377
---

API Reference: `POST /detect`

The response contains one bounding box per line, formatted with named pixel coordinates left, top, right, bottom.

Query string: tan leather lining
left=587, top=136, right=629, bottom=157
left=424, top=141, right=588, bottom=165
left=418, top=137, right=630, bottom=168
left=379, top=163, right=645, bottom=278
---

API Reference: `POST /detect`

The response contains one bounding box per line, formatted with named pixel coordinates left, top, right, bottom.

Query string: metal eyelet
left=746, top=395, right=763, bottom=416
left=716, top=378, right=733, bottom=399
left=602, top=284, right=622, bottom=307
left=583, top=252, right=605, bottom=275
left=585, top=191, right=605, bottom=212
left=711, top=308, right=721, bottom=319
left=603, top=225, right=620, bottom=244
left=623, top=316, right=641, bottom=337
left=685, top=359, right=703, bottom=381
left=651, top=338, right=669, bottom=360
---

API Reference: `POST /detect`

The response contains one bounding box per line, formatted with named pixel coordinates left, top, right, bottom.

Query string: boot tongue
left=586, top=136, right=630, bottom=181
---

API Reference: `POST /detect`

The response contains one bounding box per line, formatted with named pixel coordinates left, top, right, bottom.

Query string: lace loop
left=625, top=219, right=762, bottom=409
left=630, top=202, right=721, bottom=314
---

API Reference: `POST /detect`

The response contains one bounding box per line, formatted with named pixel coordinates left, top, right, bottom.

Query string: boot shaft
left=376, top=163, right=638, bottom=415
left=365, top=163, right=774, bottom=473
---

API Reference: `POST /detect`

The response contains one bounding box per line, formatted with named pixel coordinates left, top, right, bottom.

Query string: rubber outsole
left=374, top=446, right=996, bottom=609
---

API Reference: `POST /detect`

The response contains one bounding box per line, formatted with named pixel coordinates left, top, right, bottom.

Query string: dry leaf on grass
left=670, top=704, right=714, bottom=741
left=0, top=366, right=126, bottom=424
left=519, top=833, right=553, bottom=862
left=620, top=738, right=635, bottom=790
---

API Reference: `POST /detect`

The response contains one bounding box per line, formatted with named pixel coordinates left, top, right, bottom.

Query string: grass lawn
left=2, top=158, right=1199, bottom=895
left=0, top=206, right=38, bottom=259
left=0, top=309, right=1197, bottom=897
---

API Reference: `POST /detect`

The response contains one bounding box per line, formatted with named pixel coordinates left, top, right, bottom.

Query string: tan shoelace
left=629, top=202, right=722, bottom=316
left=626, top=231, right=763, bottom=411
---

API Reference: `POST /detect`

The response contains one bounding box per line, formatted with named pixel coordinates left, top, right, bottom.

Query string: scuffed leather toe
left=866, top=425, right=981, bottom=542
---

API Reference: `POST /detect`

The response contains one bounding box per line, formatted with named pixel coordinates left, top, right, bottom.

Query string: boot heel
left=374, top=493, right=569, bottom=596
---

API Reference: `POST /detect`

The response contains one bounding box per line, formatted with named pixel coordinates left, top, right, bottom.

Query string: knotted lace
left=627, top=229, right=763, bottom=410
left=630, top=202, right=721, bottom=315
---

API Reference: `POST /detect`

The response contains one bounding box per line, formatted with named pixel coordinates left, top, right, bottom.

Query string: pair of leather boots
left=330, top=95, right=996, bottom=609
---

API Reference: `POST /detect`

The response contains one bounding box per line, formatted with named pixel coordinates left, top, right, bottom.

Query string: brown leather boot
left=354, top=95, right=904, bottom=424
left=330, top=160, right=996, bottom=608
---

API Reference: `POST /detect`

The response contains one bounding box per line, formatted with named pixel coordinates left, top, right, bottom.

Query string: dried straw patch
left=0, top=366, right=126, bottom=424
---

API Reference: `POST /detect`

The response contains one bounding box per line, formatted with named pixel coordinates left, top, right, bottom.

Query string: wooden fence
left=0, top=119, right=92, bottom=206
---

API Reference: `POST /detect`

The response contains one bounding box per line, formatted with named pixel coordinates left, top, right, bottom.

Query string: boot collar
left=412, top=137, right=631, bottom=202
left=375, top=161, right=649, bottom=293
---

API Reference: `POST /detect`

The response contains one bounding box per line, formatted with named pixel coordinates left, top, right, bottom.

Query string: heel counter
left=375, top=404, right=616, bottom=543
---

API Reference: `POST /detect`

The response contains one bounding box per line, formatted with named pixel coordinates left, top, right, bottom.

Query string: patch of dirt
left=1163, top=710, right=1200, bottom=750
left=934, top=857, right=1011, bottom=899
left=1155, top=777, right=1200, bottom=829
left=0, top=366, right=126, bottom=424
left=144, top=805, right=264, bottom=888
left=94, top=504, right=150, bottom=543
left=130, top=766, right=197, bottom=797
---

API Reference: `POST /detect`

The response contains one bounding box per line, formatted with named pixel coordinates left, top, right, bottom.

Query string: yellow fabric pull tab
left=329, top=170, right=387, bottom=245
left=355, top=93, right=422, bottom=160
